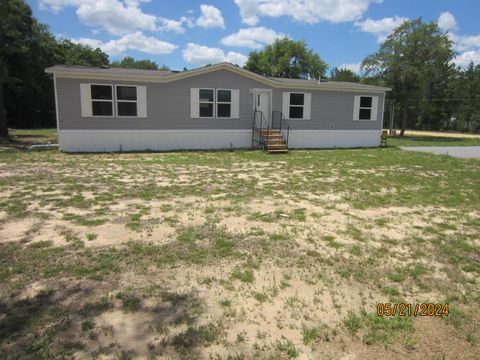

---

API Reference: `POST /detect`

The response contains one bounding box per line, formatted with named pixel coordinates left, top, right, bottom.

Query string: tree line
left=0, top=0, right=169, bottom=137
left=1, top=0, right=479, bottom=138
left=244, top=22, right=479, bottom=135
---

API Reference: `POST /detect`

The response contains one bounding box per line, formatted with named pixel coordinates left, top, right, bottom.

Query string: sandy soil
left=392, top=129, right=480, bottom=138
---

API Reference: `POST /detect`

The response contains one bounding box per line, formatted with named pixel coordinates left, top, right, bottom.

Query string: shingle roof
left=45, top=62, right=390, bottom=92
left=45, top=65, right=173, bottom=77
left=269, top=77, right=387, bottom=91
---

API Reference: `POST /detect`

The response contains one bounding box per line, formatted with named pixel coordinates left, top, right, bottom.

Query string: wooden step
left=265, top=139, right=286, bottom=143
left=266, top=144, right=288, bottom=150
left=267, top=149, right=289, bottom=154
left=261, top=133, right=282, bottom=138
left=263, top=135, right=284, bottom=140
left=260, top=130, right=281, bottom=134
left=266, top=140, right=287, bottom=146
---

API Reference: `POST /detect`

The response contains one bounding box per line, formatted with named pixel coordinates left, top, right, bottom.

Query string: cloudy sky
left=28, top=0, right=480, bottom=71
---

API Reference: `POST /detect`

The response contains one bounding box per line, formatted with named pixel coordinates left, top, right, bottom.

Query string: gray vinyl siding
left=56, top=69, right=384, bottom=131
left=272, top=90, right=384, bottom=130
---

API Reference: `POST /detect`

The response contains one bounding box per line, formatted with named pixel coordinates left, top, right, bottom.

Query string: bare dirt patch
left=1, top=148, right=479, bottom=359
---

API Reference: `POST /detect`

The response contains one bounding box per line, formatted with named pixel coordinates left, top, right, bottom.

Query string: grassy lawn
left=0, top=129, right=479, bottom=359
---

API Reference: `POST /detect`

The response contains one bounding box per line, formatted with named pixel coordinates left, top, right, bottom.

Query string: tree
left=361, top=18, right=455, bottom=135
left=0, top=0, right=58, bottom=136
left=0, top=0, right=111, bottom=134
left=56, top=39, right=108, bottom=67
left=110, top=56, right=166, bottom=70
left=329, top=67, right=360, bottom=82
left=448, top=63, right=480, bottom=132
left=244, top=38, right=327, bottom=79
left=0, top=0, right=39, bottom=137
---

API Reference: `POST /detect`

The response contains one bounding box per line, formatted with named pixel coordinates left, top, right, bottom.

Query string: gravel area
left=401, top=146, right=480, bottom=158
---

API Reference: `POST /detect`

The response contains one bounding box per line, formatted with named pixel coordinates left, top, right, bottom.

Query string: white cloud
left=39, top=0, right=82, bottom=12
left=182, top=43, right=248, bottom=66
left=234, top=0, right=382, bottom=26
left=158, top=16, right=193, bottom=34
left=40, top=0, right=157, bottom=36
left=159, top=5, right=225, bottom=33
left=338, top=63, right=361, bottom=73
left=450, top=33, right=480, bottom=52
left=453, top=50, right=480, bottom=67
left=438, top=11, right=457, bottom=32
left=436, top=12, right=480, bottom=67
left=72, top=31, right=177, bottom=56
left=195, top=4, right=225, bottom=29
left=233, top=0, right=260, bottom=25
left=221, top=27, right=285, bottom=49
left=355, top=16, right=408, bottom=42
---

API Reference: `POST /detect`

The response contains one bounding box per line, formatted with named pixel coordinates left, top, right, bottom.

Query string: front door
left=255, top=90, right=271, bottom=128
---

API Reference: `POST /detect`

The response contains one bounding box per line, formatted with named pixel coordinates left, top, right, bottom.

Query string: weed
left=230, top=269, right=255, bottom=284
left=116, top=292, right=141, bottom=312
left=85, top=233, right=98, bottom=241
left=81, top=319, right=95, bottom=332
left=274, top=339, right=299, bottom=359
left=344, top=311, right=362, bottom=336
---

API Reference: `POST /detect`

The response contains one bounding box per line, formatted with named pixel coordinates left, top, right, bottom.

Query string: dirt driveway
left=395, top=129, right=480, bottom=139
left=401, top=146, right=480, bottom=158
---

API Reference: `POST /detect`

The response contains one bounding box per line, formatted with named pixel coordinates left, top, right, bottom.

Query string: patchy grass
left=0, top=129, right=479, bottom=358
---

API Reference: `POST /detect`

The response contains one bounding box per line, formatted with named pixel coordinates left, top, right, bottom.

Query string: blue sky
left=28, top=0, right=480, bottom=72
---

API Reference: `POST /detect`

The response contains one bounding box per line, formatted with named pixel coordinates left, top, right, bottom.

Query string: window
left=116, top=85, right=138, bottom=117
left=358, top=96, right=373, bottom=120
left=217, top=89, right=231, bottom=118
left=191, top=88, right=238, bottom=119
left=199, top=89, right=214, bottom=117
left=91, top=85, right=113, bottom=116
left=289, top=93, right=304, bottom=119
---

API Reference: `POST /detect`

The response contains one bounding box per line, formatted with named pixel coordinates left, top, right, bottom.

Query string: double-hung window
left=116, top=85, right=138, bottom=117
left=192, top=88, right=238, bottom=119
left=358, top=96, right=373, bottom=120
left=216, top=89, right=232, bottom=118
left=353, top=95, right=378, bottom=121
left=91, top=85, right=113, bottom=116
left=199, top=89, right=214, bottom=117
left=289, top=93, right=305, bottom=119
left=81, top=83, right=146, bottom=118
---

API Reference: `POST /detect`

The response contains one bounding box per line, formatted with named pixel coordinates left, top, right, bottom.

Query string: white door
left=255, top=90, right=271, bottom=128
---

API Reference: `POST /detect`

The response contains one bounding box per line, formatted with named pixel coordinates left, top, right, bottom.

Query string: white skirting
left=58, top=129, right=381, bottom=152
left=288, top=130, right=381, bottom=148
left=58, top=130, right=252, bottom=152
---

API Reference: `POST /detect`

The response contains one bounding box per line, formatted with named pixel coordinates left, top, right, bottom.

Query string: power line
left=386, top=98, right=474, bottom=103
left=407, top=98, right=472, bottom=102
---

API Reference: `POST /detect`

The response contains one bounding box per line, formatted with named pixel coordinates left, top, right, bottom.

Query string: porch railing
left=272, top=111, right=291, bottom=147
left=251, top=109, right=268, bottom=150
left=252, top=110, right=291, bottom=151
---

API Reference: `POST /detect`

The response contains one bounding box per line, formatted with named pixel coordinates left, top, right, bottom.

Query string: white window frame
left=115, top=84, right=138, bottom=118
left=198, top=88, right=215, bottom=118
left=90, top=84, right=114, bottom=118
left=357, top=95, right=374, bottom=121
left=216, top=88, right=233, bottom=119
left=288, top=92, right=306, bottom=120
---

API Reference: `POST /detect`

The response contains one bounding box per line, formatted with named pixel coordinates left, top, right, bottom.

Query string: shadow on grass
left=0, top=129, right=58, bottom=152
left=0, top=280, right=215, bottom=359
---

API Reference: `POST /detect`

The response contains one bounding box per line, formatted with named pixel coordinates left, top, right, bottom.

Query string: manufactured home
left=45, top=62, right=390, bottom=153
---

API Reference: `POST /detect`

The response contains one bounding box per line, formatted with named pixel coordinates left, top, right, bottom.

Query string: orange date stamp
left=376, top=303, right=449, bottom=317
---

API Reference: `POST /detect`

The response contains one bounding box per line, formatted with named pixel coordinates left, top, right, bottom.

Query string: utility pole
left=389, top=100, right=395, bottom=136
